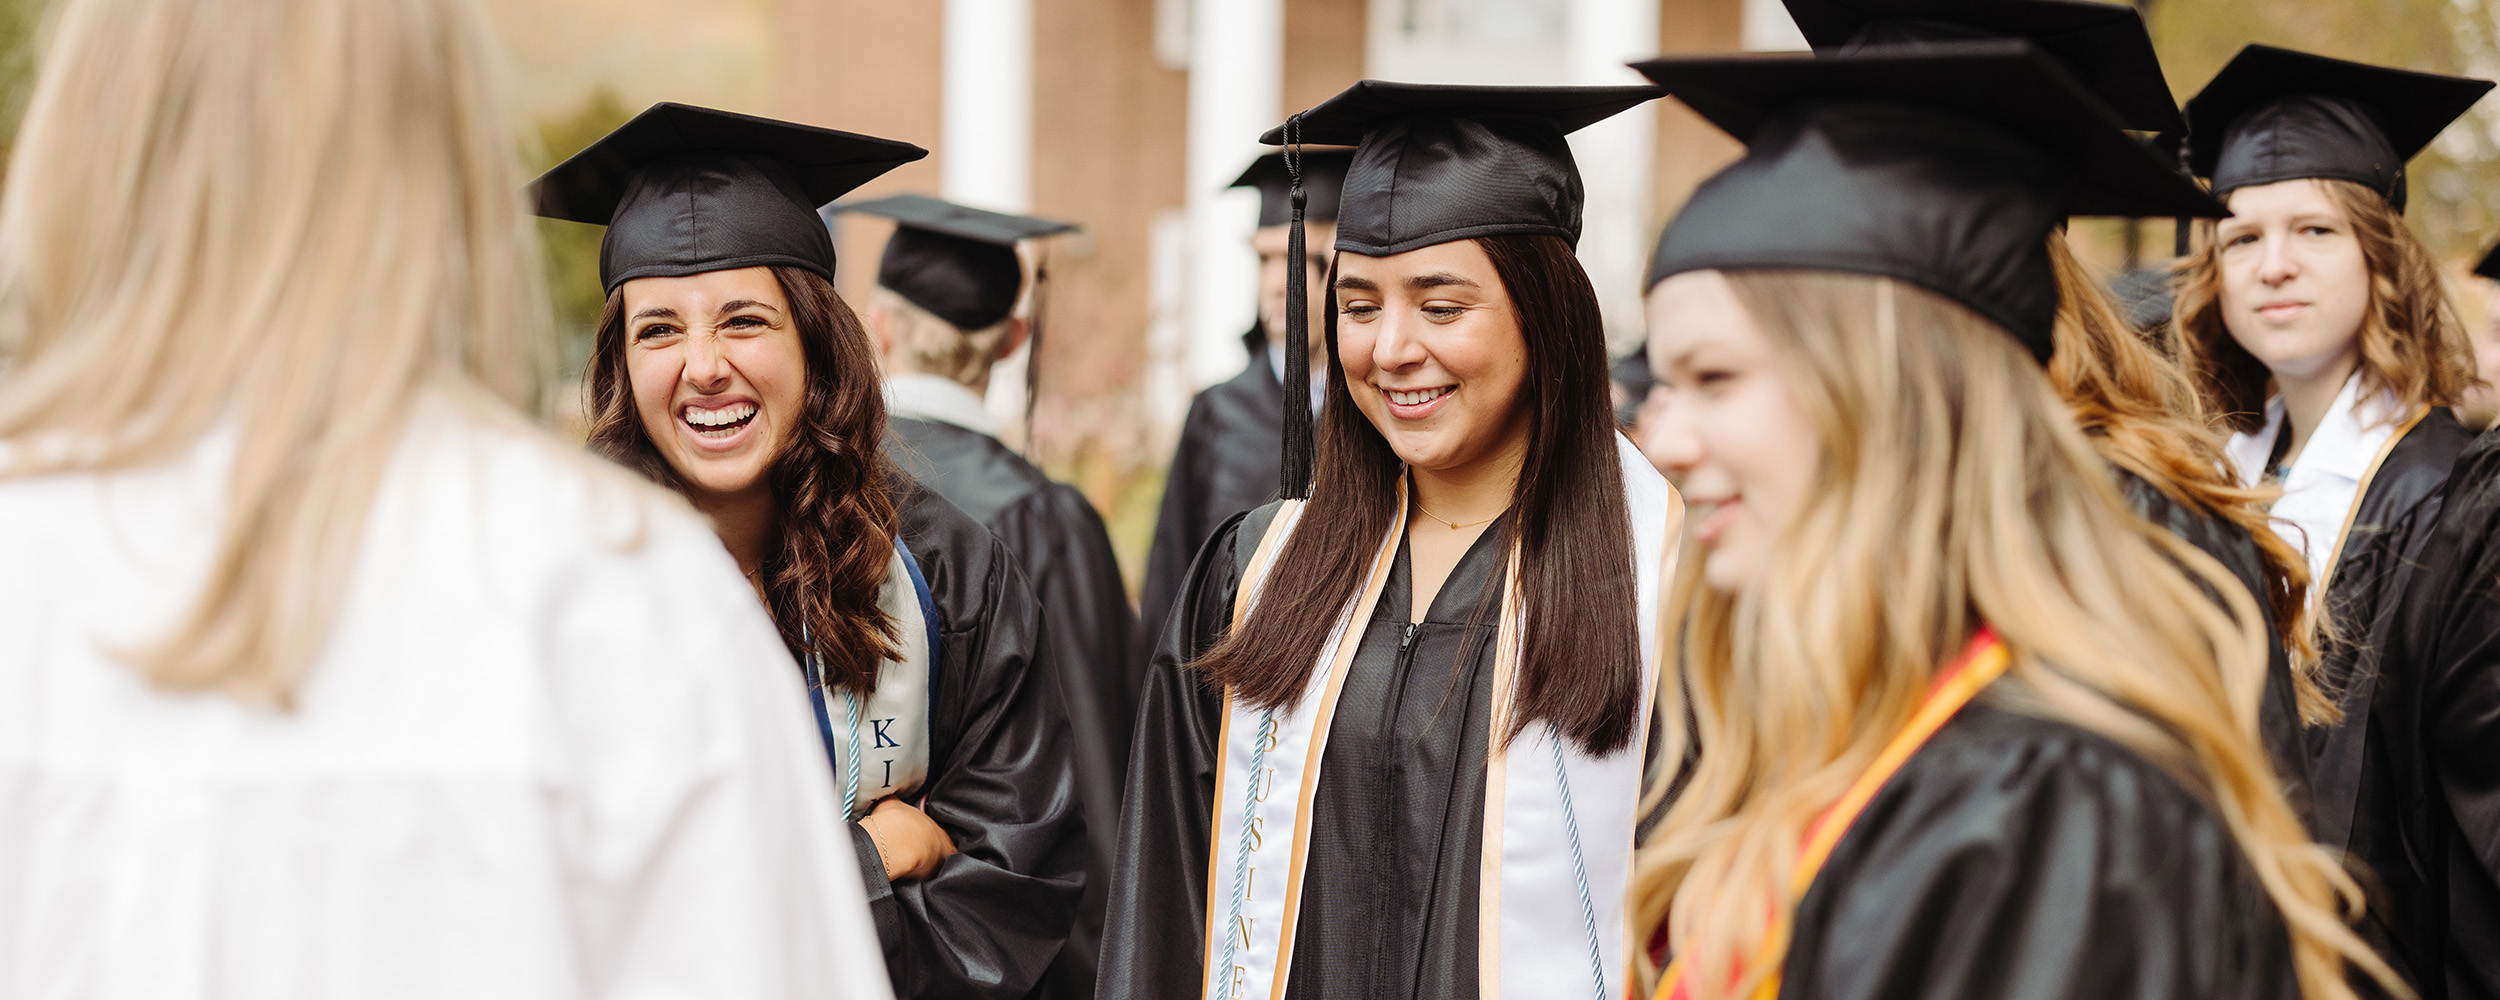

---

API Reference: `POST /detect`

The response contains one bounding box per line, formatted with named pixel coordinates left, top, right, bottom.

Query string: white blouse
left=0, top=404, right=891, bottom=1000
left=2224, top=372, right=2406, bottom=588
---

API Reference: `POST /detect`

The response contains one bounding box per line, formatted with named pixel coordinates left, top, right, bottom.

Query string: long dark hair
left=1196, top=234, right=1643, bottom=755
left=586, top=265, right=900, bottom=696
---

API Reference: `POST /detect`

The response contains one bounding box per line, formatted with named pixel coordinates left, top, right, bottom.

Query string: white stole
left=817, top=545, right=935, bottom=820
left=1200, top=434, right=1681, bottom=1000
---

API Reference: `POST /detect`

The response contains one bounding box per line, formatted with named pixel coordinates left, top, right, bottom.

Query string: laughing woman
left=534, top=104, right=1085, bottom=1000
left=1097, top=83, right=1678, bottom=1000
left=1630, top=43, right=2391, bottom=1000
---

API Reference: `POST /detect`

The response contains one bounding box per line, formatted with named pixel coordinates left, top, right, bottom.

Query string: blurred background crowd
left=0, top=0, right=2488, bottom=595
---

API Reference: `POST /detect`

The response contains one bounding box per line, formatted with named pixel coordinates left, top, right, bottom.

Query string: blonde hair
left=2045, top=234, right=2330, bottom=722
left=874, top=286, right=1016, bottom=389
left=2176, top=178, right=2478, bottom=433
left=1632, top=272, right=2395, bottom=1000
left=0, top=0, right=549, bottom=704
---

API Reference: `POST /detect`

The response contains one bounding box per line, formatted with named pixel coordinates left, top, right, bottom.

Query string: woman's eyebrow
left=713, top=299, right=780, bottom=318
left=1409, top=272, right=1479, bottom=291
left=629, top=305, right=679, bottom=323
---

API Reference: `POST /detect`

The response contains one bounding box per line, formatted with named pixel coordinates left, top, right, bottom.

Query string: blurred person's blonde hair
left=873, top=286, right=1017, bottom=389
left=0, top=0, right=550, bottom=705
left=2045, top=234, right=2329, bottom=722
left=1631, top=272, right=2396, bottom=1000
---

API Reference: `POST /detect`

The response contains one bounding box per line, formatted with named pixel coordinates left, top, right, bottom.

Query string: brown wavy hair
left=2047, top=234, right=2328, bottom=721
left=2176, top=178, right=2477, bottom=434
left=586, top=265, right=900, bottom=695
left=1194, top=234, right=1643, bottom=755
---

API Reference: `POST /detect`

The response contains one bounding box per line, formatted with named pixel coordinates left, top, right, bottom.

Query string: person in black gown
left=1630, top=43, right=2389, bottom=1000
left=1101, top=83, right=1680, bottom=1000
left=830, top=192, right=1131, bottom=1000
left=533, top=104, right=1085, bottom=1000
left=2170, top=47, right=2495, bottom=997
left=1135, top=149, right=1352, bottom=662
left=1775, top=0, right=2324, bottom=822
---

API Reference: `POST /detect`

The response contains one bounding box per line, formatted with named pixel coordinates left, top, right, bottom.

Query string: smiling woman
left=1099, top=82, right=1680, bottom=1000
left=546, top=103, right=1086, bottom=1000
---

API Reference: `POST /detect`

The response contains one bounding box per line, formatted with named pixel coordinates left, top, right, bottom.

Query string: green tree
left=530, top=87, right=634, bottom=400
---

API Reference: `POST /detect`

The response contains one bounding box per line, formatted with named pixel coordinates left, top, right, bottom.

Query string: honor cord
left=1550, top=739, right=1607, bottom=1000
left=1221, top=708, right=1276, bottom=988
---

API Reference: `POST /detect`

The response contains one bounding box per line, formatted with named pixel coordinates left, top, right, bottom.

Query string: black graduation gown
left=884, top=416, right=1135, bottom=999
left=1100, top=501, right=1511, bottom=1000
left=2304, top=416, right=2499, bottom=1000
left=1137, top=327, right=1282, bottom=666
left=858, top=477, right=1088, bottom=1000
left=2115, top=470, right=2312, bottom=821
left=1780, top=701, right=2299, bottom=1000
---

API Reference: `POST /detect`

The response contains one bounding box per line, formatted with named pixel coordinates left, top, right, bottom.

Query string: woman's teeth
left=1387, top=386, right=1452, bottom=406
left=684, top=402, right=758, bottom=437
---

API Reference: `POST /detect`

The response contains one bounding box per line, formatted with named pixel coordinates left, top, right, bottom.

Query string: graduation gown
left=1101, top=501, right=1512, bottom=1000
left=857, top=477, right=1088, bottom=1000
left=1778, top=701, right=2299, bottom=1000
left=1137, top=327, right=1282, bottom=662
left=884, top=415, right=1135, bottom=999
left=2115, top=470, right=2312, bottom=819
left=2305, top=420, right=2500, bottom=999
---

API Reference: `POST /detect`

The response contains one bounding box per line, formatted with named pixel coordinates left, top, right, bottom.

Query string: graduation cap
left=1783, top=0, right=2183, bottom=133
left=530, top=102, right=927, bottom=291
left=1231, top=149, right=1355, bottom=228
left=830, top=194, right=1076, bottom=331
left=2476, top=241, right=2500, bottom=282
left=1636, top=40, right=2228, bottom=362
left=830, top=194, right=1077, bottom=453
left=2183, top=45, right=2492, bottom=212
left=1253, top=82, right=1665, bottom=498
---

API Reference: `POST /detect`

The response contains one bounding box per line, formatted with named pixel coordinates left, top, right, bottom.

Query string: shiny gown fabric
left=2307, top=416, right=2500, bottom=1000
left=1100, top=502, right=1514, bottom=1000
left=2114, top=470, right=2312, bottom=822
left=1779, top=702, right=2299, bottom=1000
left=855, top=478, right=1087, bottom=1000
left=883, top=416, right=1136, bottom=999
left=1137, top=328, right=1284, bottom=664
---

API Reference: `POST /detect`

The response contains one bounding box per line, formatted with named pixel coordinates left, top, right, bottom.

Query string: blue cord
left=1219, top=709, right=1275, bottom=989
left=1550, top=739, right=1607, bottom=1000
left=839, top=678, right=863, bottom=819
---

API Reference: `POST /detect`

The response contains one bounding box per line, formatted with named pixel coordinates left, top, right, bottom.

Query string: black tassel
left=1022, top=249, right=1049, bottom=460
left=1279, top=113, right=1317, bottom=501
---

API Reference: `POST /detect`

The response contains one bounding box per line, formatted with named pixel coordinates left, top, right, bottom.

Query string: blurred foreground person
left=0, top=0, right=888, bottom=996
left=1781, top=0, right=2324, bottom=823
left=1632, top=42, right=2391, bottom=1000
left=2177, top=46, right=2499, bottom=997
left=832, top=193, right=1128, bottom=1000
left=1136, top=149, right=1351, bottom=658
left=544, top=105, right=1084, bottom=1000
left=2456, top=243, right=2500, bottom=430
left=1102, top=82, right=1679, bottom=1000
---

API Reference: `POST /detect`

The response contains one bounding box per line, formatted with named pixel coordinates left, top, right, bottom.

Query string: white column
left=1183, top=0, right=1282, bottom=388
left=1566, top=0, right=1663, bottom=359
left=942, top=0, right=1034, bottom=211
left=1742, top=0, right=1810, bottom=51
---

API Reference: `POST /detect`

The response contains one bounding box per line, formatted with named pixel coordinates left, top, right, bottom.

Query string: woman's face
left=621, top=266, right=809, bottom=504
left=2215, top=178, right=2373, bottom=384
left=1642, top=270, right=1822, bottom=593
left=1335, top=239, right=1533, bottom=477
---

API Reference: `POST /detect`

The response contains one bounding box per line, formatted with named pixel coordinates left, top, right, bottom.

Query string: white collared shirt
left=1267, top=343, right=1327, bottom=415
left=885, top=371, right=998, bottom=436
left=2224, top=372, right=2407, bottom=587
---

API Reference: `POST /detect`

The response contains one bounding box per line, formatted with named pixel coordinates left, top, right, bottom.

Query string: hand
left=857, top=797, right=957, bottom=882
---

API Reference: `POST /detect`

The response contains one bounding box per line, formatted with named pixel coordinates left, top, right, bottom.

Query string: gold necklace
left=1413, top=498, right=1507, bottom=530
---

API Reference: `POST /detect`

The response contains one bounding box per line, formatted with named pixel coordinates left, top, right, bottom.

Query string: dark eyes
left=1421, top=306, right=1466, bottom=321
left=632, top=324, right=679, bottom=342
left=1340, top=303, right=1379, bottom=321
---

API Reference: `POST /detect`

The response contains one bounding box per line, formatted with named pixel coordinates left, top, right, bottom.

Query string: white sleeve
left=540, top=515, right=894, bottom=1000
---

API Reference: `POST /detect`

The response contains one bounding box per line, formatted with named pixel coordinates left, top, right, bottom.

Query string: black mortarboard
left=1231, top=149, right=1354, bottom=228
left=1782, top=0, right=2182, bottom=132
left=1636, top=40, right=2227, bottom=362
left=1254, top=81, right=1665, bottom=497
left=830, top=194, right=1076, bottom=330
left=2184, top=45, right=2491, bottom=212
left=1258, top=81, right=1666, bottom=256
left=530, top=103, right=927, bottom=291
left=2475, top=241, right=2500, bottom=281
